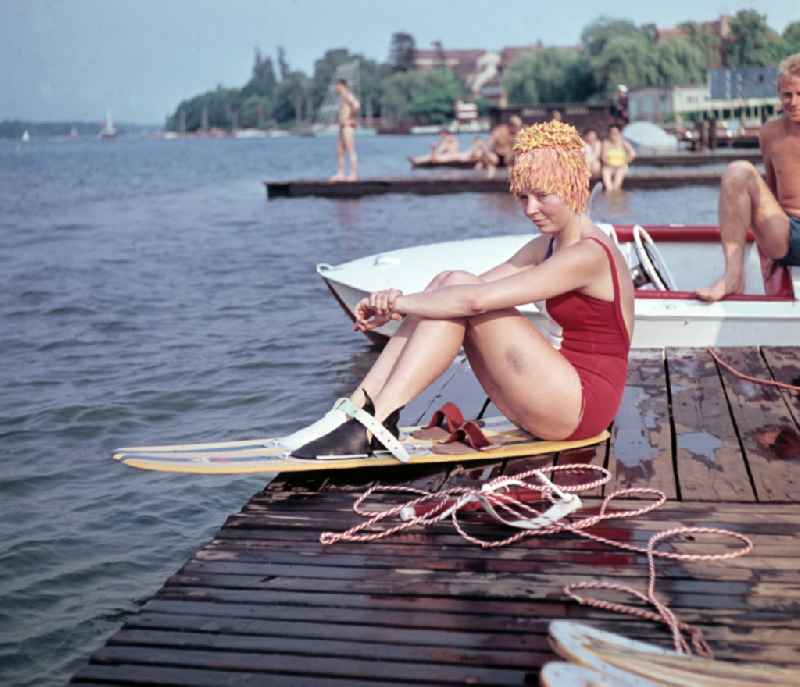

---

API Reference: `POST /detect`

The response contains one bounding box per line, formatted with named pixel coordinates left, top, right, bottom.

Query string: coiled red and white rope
left=320, top=464, right=752, bottom=658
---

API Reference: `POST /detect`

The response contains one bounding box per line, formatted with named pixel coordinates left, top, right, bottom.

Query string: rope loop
left=319, top=464, right=753, bottom=658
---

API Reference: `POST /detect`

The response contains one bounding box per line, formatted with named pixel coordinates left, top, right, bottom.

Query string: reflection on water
left=478, top=191, right=520, bottom=217
left=597, top=188, right=632, bottom=217
left=334, top=198, right=362, bottom=229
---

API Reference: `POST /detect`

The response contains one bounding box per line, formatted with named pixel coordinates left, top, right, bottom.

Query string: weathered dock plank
left=409, top=151, right=762, bottom=170
left=667, top=348, right=754, bottom=501
left=715, top=347, right=800, bottom=501
left=761, top=346, right=800, bottom=429
left=265, top=170, right=728, bottom=199
left=72, top=346, right=800, bottom=685
left=606, top=349, right=677, bottom=498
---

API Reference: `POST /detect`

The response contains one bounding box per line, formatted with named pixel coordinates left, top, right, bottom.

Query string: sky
left=0, top=0, right=797, bottom=125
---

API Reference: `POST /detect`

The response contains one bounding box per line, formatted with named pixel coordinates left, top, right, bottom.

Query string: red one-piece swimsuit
left=543, top=236, right=631, bottom=440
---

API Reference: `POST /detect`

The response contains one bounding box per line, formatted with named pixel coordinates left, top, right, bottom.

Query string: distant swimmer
left=331, top=79, right=360, bottom=182
left=697, top=53, right=800, bottom=302
left=600, top=125, right=635, bottom=192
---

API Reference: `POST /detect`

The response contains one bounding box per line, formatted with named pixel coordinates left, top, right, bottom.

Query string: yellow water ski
left=114, top=425, right=608, bottom=475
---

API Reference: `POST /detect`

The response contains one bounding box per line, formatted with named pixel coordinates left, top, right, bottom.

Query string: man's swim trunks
left=776, top=216, right=800, bottom=267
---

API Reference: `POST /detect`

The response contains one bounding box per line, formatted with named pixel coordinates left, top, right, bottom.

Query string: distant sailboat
left=99, top=110, right=118, bottom=138
left=21, top=130, right=30, bottom=143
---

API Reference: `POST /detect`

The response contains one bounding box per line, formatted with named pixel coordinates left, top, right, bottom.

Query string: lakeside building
left=629, top=66, right=780, bottom=131
left=413, top=41, right=552, bottom=106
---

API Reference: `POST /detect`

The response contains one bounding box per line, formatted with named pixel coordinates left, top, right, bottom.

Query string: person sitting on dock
left=463, top=135, right=489, bottom=163
left=477, top=115, right=522, bottom=178
left=331, top=79, right=360, bottom=182
left=284, top=120, right=635, bottom=460
left=600, top=125, right=635, bottom=192
left=582, top=128, right=602, bottom=178
left=409, top=129, right=461, bottom=166
left=696, top=52, right=800, bottom=302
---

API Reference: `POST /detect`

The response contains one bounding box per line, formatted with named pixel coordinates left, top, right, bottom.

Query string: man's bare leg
left=697, top=161, right=790, bottom=301
left=330, top=131, right=346, bottom=181
left=343, top=127, right=358, bottom=180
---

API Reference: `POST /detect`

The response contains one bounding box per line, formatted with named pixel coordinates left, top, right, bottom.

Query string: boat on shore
left=317, top=224, right=799, bottom=348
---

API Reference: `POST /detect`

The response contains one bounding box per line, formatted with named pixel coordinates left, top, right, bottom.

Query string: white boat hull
left=317, top=226, right=800, bottom=348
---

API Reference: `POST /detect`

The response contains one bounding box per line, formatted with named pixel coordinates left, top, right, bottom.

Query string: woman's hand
left=354, top=289, right=404, bottom=331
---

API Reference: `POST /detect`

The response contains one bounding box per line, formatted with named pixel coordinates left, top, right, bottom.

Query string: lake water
left=0, top=132, right=719, bottom=686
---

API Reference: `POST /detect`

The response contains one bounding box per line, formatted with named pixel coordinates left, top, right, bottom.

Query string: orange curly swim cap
left=509, top=120, right=590, bottom=214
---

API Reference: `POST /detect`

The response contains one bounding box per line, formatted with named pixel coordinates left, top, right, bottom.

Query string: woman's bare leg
left=464, top=309, right=583, bottom=439
left=369, top=315, right=467, bottom=423
left=602, top=166, right=615, bottom=192
left=613, top=165, right=628, bottom=191
left=363, top=271, right=583, bottom=439
left=696, top=161, right=790, bottom=301
left=353, top=271, right=464, bottom=408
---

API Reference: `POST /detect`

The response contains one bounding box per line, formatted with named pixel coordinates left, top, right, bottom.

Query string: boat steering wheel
left=633, top=225, right=678, bottom=291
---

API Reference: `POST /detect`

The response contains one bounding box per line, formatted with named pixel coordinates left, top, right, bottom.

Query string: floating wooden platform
left=410, top=151, right=762, bottom=170
left=266, top=170, right=732, bottom=200
left=72, top=347, right=800, bottom=685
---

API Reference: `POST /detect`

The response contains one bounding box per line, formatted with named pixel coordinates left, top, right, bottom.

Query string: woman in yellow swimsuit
left=601, top=125, right=636, bottom=192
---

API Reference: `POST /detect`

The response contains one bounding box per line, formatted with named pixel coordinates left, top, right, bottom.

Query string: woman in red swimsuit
left=291, top=120, right=634, bottom=459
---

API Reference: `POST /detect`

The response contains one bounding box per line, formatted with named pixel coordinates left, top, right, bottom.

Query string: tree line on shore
left=168, top=9, right=797, bottom=132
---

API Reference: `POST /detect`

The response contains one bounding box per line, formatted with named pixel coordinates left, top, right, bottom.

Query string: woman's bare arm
left=479, top=235, right=550, bottom=281
left=394, top=240, right=606, bottom=320
left=624, top=140, right=636, bottom=162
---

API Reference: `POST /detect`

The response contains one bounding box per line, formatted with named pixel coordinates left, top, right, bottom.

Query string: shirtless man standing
left=697, top=53, right=800, bottom=301
left=331, top=79, right=360, bottom=181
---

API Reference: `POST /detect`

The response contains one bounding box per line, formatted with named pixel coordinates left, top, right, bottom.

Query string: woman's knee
left=427, top=269, right=480, bottom=290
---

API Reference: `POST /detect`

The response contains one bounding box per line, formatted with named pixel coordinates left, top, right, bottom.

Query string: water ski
left=542, top=621, right=798, bottom=687
left=113, top=416, right=608, bottom=475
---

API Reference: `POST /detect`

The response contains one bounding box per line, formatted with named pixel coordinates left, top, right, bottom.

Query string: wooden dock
left=410, top=150, right=762, bottom=170
left=266, top=170, right=731, bottom=200
left=71, top=347, right=800, bottom=685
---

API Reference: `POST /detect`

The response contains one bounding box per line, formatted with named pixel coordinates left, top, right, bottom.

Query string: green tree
left=388, top=32, right=416, bottom=72
left=783, top=21, right=800, bottom=55
left=241, top=49, right=277, bottom=99
left=277, top=46, right=290, bottom=81
left=271, top=71, right=310, bottom=124
left=591, top=33, right=659, bottom=93
left=654, top=36, right=707, bottom=86
left=503, top=48, right=595, bottom=105
left=167, top=86, right=242, bottom=131
left=581, top=17, right=643, bottom=60
left=382, top=69, right=464, bottom=124
left=678, top=21, right=723, bottom=67
left=239, top=95, right=272, bottom=129
left=408, top=69, right=465, bottom=123
left=311, top=48, right=356, bottom=113
left=725, top=9, right=785, bottom=67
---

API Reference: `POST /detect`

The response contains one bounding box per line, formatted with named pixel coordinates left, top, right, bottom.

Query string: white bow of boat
left=317, top=224, right=799, bottom=348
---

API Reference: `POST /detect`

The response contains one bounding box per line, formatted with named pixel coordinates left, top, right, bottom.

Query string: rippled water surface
left=0, top=133, right=719, bottom=686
